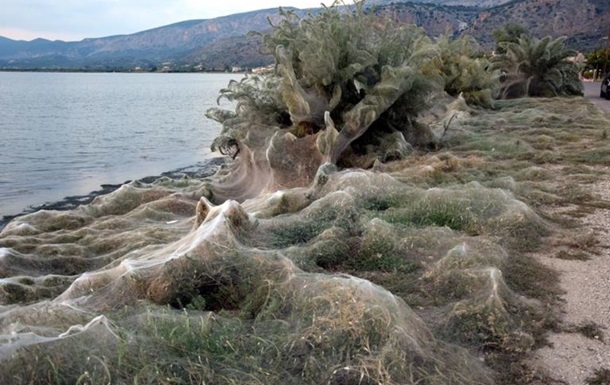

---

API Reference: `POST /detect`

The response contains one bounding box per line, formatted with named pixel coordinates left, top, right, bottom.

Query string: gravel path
left=533, top=177, right=610, bottom=384
left=532, top=84, right=610, bottom=384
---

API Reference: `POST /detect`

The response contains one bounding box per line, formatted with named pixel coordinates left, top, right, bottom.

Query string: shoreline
left=0, top=157, right=226, bottom=232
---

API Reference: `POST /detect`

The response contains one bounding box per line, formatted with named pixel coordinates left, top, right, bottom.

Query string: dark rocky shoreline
left=0, top=157, right=226, bottom=231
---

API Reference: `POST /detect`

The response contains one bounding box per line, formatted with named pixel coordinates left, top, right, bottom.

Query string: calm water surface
left=0, top=72, right=239, bottom=218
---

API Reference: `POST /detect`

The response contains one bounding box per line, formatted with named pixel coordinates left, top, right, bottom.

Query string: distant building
left=252, top=65, right=274, bottom=75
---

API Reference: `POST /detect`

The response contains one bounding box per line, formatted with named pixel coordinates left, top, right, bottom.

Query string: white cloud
left=0, top=0, right=332, bottom=41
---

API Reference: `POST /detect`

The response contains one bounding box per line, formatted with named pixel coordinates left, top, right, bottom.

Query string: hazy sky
left=0, top=0, right=330, bottom=41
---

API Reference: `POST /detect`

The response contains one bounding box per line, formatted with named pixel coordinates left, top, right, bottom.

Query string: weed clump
left=587, top=368, right=610, bottom=385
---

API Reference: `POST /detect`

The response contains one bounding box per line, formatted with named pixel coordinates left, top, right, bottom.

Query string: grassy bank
left=1, top=95, right=609, bottom=384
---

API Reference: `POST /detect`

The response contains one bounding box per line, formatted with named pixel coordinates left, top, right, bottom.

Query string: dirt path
left=532, top=85, right=610, bottom=384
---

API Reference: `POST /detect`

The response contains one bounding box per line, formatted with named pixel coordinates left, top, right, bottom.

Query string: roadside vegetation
left=584, top=47, right=610, bottom=80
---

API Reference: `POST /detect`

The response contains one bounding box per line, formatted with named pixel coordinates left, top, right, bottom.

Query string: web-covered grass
left=1, top=94, right=609, bottom=384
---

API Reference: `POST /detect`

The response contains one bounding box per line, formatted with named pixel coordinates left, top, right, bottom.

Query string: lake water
left=0, top=72, right=239, bottom=219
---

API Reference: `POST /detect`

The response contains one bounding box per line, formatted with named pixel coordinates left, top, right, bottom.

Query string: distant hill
left=464, top=0, right=610, bottom=50
left=371, top=0, right=514, bottom=7
left=375, top=0, right=610, bottom=50
left=0, top=7, right=307, bottom=71
left=0, top=0, right=607, bottom=71
left=374, top=2, right=481, bottom=37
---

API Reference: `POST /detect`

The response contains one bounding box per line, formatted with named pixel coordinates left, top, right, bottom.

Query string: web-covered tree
left=492, top=34, right=583, bottom=98
left=431, top=34, right=499, bottom=108
left=203, top=1, right=507, bottom=201
left=206, top=1, right=443, bottom=189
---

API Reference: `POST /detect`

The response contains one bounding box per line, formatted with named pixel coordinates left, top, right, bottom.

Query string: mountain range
left=0, top=0, right=607, bottom=71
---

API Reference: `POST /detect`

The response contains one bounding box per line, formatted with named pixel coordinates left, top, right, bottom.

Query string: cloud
left=0, top=0, right=328, bottom=41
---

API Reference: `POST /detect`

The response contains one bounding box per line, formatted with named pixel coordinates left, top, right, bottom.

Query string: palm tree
left=493, top=23, right=528, bottom=55
left=492, top=35, right=583, bottom=98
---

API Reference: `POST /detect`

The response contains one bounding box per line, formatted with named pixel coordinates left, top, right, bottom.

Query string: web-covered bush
left=492, top=35, right=583, bottom=98
left=431, top=35, right=500, bottom=108
left=207, top=1, right=442, bottom=175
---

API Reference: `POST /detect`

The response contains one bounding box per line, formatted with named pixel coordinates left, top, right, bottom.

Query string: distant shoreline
left=0, top=157, right=226, bottom=232
left=0, top=68, right=250, bottom=74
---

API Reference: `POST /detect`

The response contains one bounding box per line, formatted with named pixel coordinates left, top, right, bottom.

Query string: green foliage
left=350, top=219, right=418, bottom=273
left=206, top=75, right=285, bottom=155
left=585, top=48, right=610, bottom=76
left=432, top=35, right=500, bottom=107
left=209, top=1, right=443, bottom=165
left=492, top=35, right=583, bottom=98
left=270, top=220, right=327, bottom=247
left=493, top=23, right=528, bottom=55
